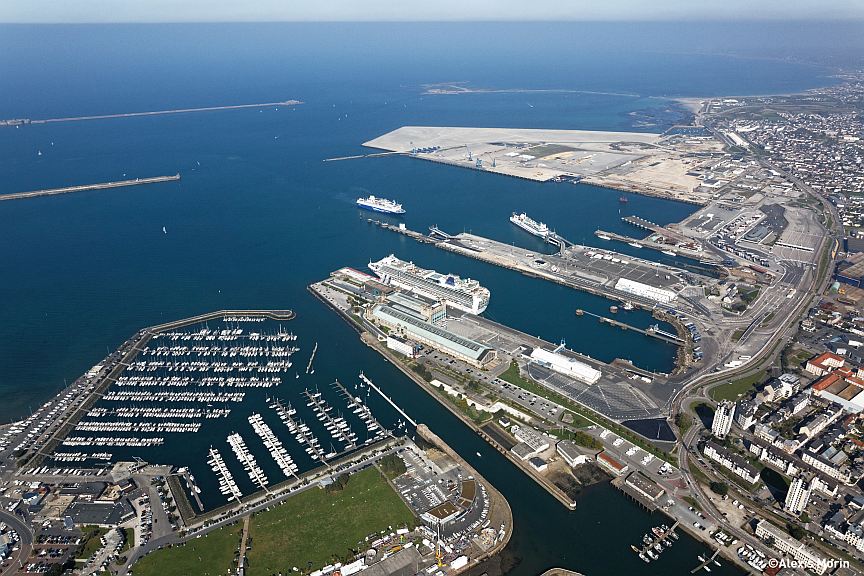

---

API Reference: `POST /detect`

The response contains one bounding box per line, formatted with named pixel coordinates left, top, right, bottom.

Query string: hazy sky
left=2, top=0, right=862, bottom=23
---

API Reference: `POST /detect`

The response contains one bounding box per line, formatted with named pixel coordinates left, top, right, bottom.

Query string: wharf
left=575, top=309, right=684, bottom=345
left=0, top=174, right=181, bottom=202
left=621, top=215, right=691, bottom=245
left=594, top=229, right=715, bottom=262
left=371, top=221, right=683, bottom=310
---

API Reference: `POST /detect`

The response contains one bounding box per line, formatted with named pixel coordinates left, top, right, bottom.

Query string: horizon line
left=1, top=17, right=862, bottom=25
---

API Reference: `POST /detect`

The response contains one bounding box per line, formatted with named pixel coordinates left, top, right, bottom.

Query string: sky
left=1, top=0, right=862, bottom=23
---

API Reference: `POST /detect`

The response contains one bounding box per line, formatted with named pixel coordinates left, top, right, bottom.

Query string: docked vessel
left=510, top=212, right=550, bottom=239
left=356, top=195, right=405, bottom=214
left=597, top=233, right=611, bottom=241
left=369, top=254, right=490, bottom=314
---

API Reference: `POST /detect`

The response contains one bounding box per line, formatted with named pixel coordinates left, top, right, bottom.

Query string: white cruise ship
left=356, top=195, right=405, bottom=214
left=510, top=212, right=550, bottom=239
left=369, top=254, right=490, bottom=314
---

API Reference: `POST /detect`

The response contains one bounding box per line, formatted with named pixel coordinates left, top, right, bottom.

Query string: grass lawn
left=246, top=467, right=415, bottom=575
left=709, top=370, right=767, bottom=402
left=77, top=526, right=110, bottom=560
left=131, top=524, right=241, bottom=576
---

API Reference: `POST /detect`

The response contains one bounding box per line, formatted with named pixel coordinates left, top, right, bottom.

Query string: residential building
left=735, top=398, right=759, bottom=430
left=703, top=441, right=760, bottom=484
left=755, top=520, right=830, bottom=575
left=805, top=352, right=845, bottom=376
left=784, top=476, right=812, bottom=516
left=712, top=401, right=735, bottom=439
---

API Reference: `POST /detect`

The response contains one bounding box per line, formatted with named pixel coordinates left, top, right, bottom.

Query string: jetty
left=575, top=309, right=684, bottom=345
left=0, top=174, right=181, bottom=202
left=0, top=99, right=302, bottom=127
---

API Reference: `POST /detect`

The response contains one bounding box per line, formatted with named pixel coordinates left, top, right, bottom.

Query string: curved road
left=0, top=510, right=33, bottom=576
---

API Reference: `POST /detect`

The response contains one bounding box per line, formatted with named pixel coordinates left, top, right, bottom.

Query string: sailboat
left=162, top=226, right=167, bottom=234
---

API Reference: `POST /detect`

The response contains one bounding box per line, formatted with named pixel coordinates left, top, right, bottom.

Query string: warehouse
left=529, top=347, right=601, bottom=384
left=614, top=277, right=677, bottom=304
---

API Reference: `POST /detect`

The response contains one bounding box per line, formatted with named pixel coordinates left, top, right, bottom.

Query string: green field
left=77, top=526, right=110, bottom=561
left=709, top=370, right=767, bottom=402
left=131, top=524, right=241, bottom=576
left=245, top=467, right=415, bottom=575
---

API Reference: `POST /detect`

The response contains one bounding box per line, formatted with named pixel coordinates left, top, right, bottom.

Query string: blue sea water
left=0, top=21, right=855, bottom=575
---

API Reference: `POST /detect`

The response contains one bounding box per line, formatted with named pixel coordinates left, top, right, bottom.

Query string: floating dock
left=1, top=174, right=181, bottom=202
left=575, top=309, right=684, bottom=345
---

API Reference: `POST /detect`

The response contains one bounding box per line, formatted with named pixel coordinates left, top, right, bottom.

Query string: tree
left=786, top=523, right=805, bottom=540
left=709, top=481, right=729, bottom=496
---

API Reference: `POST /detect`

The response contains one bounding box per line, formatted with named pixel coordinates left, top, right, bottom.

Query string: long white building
left=614, top=277, right=676, bottom=304
left=529, top=347, right=601, bottom=384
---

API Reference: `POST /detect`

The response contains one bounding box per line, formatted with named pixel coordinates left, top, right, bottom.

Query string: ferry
left=662, top=249, right=677, bottom=256
left=369, top=254, right=490, bottom=314
left=628, top=241, right=642, bottom=248
left=356, top=195, right=405, bottom=214
left=510, top=212, right=551, bottom=239
left=597, top=233, right=612, bottom=241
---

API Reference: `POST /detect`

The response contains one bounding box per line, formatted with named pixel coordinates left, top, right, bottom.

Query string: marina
left=248, top=412, right=299, bottom=479
left=227, top=432, right=269, bottom=491
left=21, top=310, right=408, bottom=512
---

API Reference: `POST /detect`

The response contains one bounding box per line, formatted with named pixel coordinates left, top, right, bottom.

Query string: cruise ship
left=356, top=195, right=405, bottom=214
left=510, top=212, right=550, bottom=239
left=369, top=254, right=490, bottom=314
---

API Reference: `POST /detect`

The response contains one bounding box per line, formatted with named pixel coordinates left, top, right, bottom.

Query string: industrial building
left=528, top=347, right=601, bottom=384
left=369, top=304, right=496, bottom=368
left=556, top=440, right=589, bottom=467
left=510, top=425, right=551, bottom=461
left=596, top=451, right=629, bottom=477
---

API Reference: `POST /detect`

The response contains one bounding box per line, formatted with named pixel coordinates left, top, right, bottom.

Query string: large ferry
left=369, top=254, right=490, bottom=314
left=510, top=212, right=550, bottom=239
left=356, top=195, right=405, bottom=214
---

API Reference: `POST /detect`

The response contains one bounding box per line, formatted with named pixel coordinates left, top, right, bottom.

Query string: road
left=0, top=510, right=33, bottom=576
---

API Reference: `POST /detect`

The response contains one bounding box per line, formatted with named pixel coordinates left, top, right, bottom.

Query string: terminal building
left=369, top=304, right=496, bottom=368
left=614, top=277, right=677, bottom=304
left=528, top=347, right=601, bottom=384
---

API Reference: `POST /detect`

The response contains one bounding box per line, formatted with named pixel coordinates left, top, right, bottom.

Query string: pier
left=690, top=548, right=722, bottom=573
left=359, top=372, right=418, bottom=428
left=575, top=309, right=684, bottom=345
left=621, top=215, right=692, bottom=245
left=0, top=99, right=301, bottom=127
left=0, top=174, right=181, bottom=202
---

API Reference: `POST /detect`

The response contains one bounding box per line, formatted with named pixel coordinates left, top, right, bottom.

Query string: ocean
left=0, top=21, right=854, bottom=575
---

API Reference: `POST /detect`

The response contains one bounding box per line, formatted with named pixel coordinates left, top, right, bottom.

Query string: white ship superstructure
left=369, top=254, right=490, bottom=314
left=356, top=195, right=405, bottom=214
left=510, top=212, right=550, bottom=239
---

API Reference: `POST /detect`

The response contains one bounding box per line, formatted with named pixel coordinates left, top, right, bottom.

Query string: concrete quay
left=0, top=174, right=181, bottom=202
left=375, top=221, right=686, bottom=310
